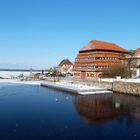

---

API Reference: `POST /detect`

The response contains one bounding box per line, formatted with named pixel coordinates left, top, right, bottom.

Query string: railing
left=98, top=78, right=140, bottom=83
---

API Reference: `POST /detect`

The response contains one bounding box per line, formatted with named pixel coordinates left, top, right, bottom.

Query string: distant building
left=73, top=40, right=129, bottom=80
left=58, top=59, right=73, bottom=74
left=126, top=48, right=140, bottom=78
left=135, top=48, right=140, bottom=77
left=134, top=48, right=140, bottom=66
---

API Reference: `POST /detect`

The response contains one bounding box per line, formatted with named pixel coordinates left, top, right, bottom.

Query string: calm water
left=0, top=84, right=140, bottom=140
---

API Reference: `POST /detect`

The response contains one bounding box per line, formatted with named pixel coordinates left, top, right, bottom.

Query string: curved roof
left=80, top=40, right=128, bottom=53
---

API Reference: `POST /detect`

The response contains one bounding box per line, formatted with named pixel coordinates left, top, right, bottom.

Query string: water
left=0, top=84, right=140, bottom=140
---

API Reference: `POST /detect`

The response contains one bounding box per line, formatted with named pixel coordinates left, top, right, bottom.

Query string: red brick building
left=73, top=40, right=129, bottom=79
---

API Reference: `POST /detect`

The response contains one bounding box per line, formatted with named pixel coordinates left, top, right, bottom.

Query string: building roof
left=126, top=48, right=140, bottom=59
left=135, top=48, right=140, bottom=56
left=58, top=59, right=73, bottom=67
left=80, top=40, right=129, bottom=53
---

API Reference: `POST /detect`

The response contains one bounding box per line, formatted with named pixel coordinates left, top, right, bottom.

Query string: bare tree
left=102, top=64, right=126, bottom=78
left=101, top=50, right=137, bottom=78
left=125, top=50, right=137, bottom=78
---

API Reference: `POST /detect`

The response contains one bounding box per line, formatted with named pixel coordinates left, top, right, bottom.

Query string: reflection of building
left=58, top=59, right=73, bottom=74
left=73, top=40, right=128, bottom=80
left=131, top=108, right=140, bottom=121
left=75, top=94, right=121, bottom=125
left=74, top=93, right=140, bottom=126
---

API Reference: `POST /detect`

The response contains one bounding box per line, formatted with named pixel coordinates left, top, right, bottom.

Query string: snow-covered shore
left=0, top=79, right=41, bottom=85
left=0, top=79, right=112, bottom=95
left=41, top=81, right=112, bottom=95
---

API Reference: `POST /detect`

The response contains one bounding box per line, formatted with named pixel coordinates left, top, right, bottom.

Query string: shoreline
left=0, top=79, right=112, bottom=95
left=1, top=79, right=140, bottom=96
left=0, top=79, right=41, bottom=85
left=41, top=82, right=112, bottom=95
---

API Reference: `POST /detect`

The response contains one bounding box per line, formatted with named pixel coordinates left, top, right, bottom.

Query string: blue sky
left=0, top=0, right=140, bottom=69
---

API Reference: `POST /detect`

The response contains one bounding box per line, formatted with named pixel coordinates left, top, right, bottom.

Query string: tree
left=125, top=50, right=137, bottom=78
left=102, top=64, right=125, bottom=78
left=102, top=62, right=137, bottom=79
left=47, top=68, right=55, bottom=74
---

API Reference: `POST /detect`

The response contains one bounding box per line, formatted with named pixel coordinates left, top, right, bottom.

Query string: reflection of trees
left=74, top=94, right=121, bottom=125
left=113, top=94, right=140, bottom=126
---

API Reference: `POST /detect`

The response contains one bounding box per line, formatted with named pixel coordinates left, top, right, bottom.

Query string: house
left=58, top=59, right=73, bottom=74
left=126, top=48, right=140, bottom=78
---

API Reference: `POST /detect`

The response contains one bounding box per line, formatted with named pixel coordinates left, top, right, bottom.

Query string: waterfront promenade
left=74, top=78, right=140, bottom=96
left=41, top=82, right=112, bottom=95
left=0, top=79, right=112, bottom=95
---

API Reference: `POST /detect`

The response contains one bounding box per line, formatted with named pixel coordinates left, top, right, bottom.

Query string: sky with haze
left=0, top=0, right=140, bottom=69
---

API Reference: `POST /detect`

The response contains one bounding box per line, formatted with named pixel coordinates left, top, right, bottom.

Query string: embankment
left=73, top=80, right=140, bottom=96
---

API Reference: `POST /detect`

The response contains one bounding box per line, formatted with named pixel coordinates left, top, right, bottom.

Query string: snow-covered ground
left=41, top=81, right=112, bottom=95
left=56, top=81, right=106, bottom=90
left=0, top=79, right=112, bottom=95
left=0, top=71, right=37, bottom=79
left=99, top=78, right=140, bottom=83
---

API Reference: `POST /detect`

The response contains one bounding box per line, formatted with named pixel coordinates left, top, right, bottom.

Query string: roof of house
left=135, top=48, right=140, bottom=56
left=80, top=40, right=129, bottom=53
left=58, top=59, right=73, bottom=67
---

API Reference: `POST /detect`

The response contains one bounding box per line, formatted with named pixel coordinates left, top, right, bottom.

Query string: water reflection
left=75, top=94, right=121, bottom=125
left=74, top=93, right=140, bottom=126
left=0, top=84, right=140, bottom=140
left=113, top=94, right=140, bottom=122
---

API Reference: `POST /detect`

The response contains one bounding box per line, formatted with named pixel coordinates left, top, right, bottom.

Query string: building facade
left=126, top=48, right=140, bottom=78
left=73, top=40, right=129, bottom=80
left=58, top=59, right=73, bottom=74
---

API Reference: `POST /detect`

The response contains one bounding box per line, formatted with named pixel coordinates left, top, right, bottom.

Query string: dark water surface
left=0, top=84, right=140, bottom=140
